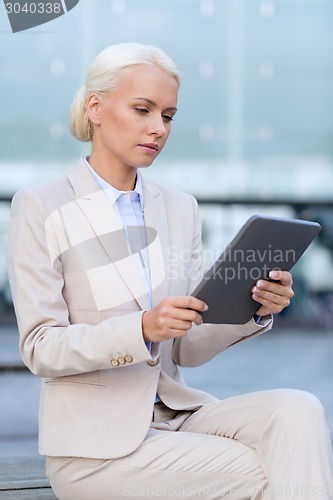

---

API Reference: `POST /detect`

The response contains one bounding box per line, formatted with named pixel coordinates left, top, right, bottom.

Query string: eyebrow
left=134, top=97, right=177, bottom=112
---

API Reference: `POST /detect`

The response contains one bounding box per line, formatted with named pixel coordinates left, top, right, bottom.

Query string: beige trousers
left=46, top=389, right=333, bottom=500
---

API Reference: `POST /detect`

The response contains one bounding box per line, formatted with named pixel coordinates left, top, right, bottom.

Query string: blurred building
left=1, top=0, right=333, bottom=322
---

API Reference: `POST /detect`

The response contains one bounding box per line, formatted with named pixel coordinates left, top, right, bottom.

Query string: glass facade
left=1, top=0, right=333, bottom=305
left=0, top=0, right=332, bottom=198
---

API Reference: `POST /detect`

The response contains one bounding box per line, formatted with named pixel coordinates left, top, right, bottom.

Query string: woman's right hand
left=142, top=296, right=208, bottom=343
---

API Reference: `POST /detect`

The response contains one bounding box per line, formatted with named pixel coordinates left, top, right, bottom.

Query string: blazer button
left=118, top=356, right=125, bottom=365
left=147, top=357, right=160, bottom=366
left=124, top=355, right=133, bottom=363
left=111, top=359, right=119, bottom=367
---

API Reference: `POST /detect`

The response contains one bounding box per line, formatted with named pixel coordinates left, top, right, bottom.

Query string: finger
left=169, top=295, right=209, bottom=313
left=153, top=326, right=189, bottom=342
left=255, top=296, right=290, bottom=314
left=186, top=296, right=209, bottom=312
left=168, top=328, right=189, bottom=338
left=252, top=285, right=294, bottom=304
left=256, top=305, right=271, bottom=317
left=252, top=289, right=292, bottom=311
left=169, top=318, right=198, bottom=331
left=173, top=305, right=203, bottom=321
left=269, top=270, right=293, bottom=286
left=253, top=280, right=294, bottom=299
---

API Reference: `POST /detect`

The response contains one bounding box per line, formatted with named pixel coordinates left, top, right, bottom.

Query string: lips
left=138, top=143, right=159, bottom=152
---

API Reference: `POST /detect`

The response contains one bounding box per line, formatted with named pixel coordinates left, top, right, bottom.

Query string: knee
left=272, top=388, right=325, bottom=423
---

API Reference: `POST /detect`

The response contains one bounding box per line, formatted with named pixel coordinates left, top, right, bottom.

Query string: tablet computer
left=192, top=215, right=321, bottom=325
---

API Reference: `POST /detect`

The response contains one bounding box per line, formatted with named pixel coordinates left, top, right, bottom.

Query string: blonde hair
left=70, top=42, right=180, bottom=142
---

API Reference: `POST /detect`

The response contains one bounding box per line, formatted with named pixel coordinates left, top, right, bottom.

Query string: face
left=87, top=64, right=179, bottom=174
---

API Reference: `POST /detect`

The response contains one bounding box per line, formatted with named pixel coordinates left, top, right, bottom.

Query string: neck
left=88, top=151, right=137, bottom=191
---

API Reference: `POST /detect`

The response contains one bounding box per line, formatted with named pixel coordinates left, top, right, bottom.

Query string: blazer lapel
left=142, top=179, right=170, bottom=308
left=67, top=159, right=151, bottom=311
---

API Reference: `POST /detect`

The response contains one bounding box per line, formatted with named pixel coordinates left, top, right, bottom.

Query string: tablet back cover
left=193, top=215, right=321, bottom=324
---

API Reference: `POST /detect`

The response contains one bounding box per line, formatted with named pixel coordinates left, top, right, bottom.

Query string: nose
left=147, top=114, right=167, bottom=138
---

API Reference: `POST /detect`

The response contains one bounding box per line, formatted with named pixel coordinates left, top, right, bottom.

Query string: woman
left=8, top=43, right=333, bottom=499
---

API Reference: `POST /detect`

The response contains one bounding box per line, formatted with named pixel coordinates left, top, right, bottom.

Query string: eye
left=162, top=114, right=174, bottom=123
left=135, top=107, right=149, bottom=115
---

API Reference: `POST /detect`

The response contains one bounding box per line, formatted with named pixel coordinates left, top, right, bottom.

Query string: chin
left=135, top=160, right=156, bottom=169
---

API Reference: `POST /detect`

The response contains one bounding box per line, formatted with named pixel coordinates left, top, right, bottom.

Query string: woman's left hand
left=252, top=270, right=294, bottom=317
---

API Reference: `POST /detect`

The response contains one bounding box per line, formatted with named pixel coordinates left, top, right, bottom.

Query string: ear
left=86, top=93, right=103, bottom=125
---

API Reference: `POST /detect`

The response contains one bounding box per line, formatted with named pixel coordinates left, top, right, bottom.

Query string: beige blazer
left=7, top=158, right=271, bottom=459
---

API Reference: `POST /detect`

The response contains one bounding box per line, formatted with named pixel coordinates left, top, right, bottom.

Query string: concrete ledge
left=0, top=456, right=57, bottom=499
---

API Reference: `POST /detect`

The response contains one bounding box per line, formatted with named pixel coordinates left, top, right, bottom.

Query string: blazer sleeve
left=7, top=188, right=153, bottom=378
left=172, top=195, right=273, bottom=368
